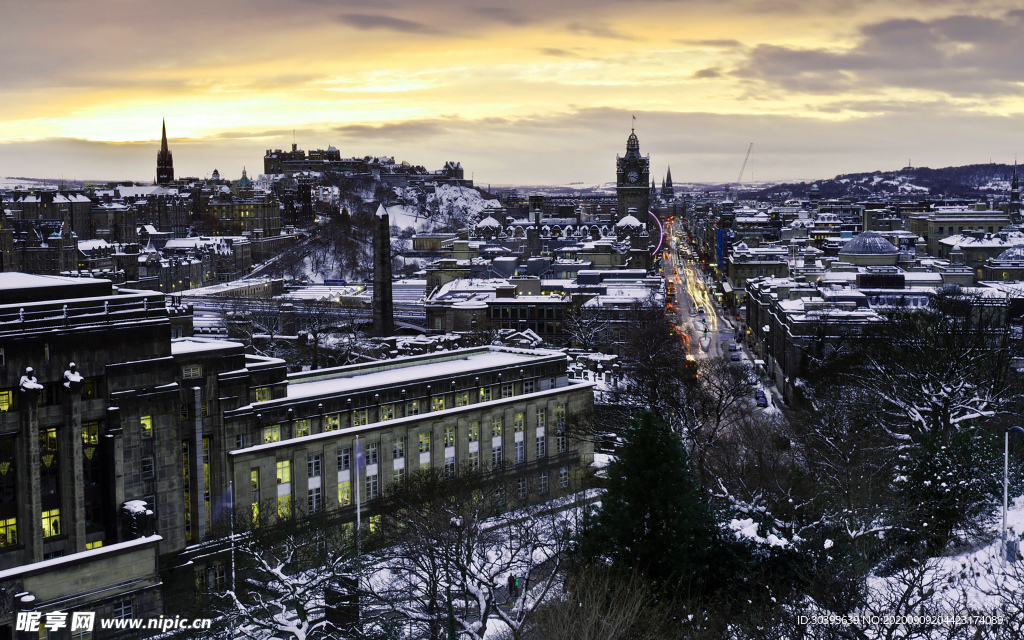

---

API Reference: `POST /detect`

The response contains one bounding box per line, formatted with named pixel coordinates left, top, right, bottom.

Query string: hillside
left=741, top=163, right=1018, bottom=201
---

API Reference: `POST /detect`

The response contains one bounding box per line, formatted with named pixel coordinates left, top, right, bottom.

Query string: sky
left=1, top=0, right=1022, bottom=186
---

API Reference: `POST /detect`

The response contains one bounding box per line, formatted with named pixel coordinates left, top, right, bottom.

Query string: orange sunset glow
left=2, top=0, right=1022, bottom=184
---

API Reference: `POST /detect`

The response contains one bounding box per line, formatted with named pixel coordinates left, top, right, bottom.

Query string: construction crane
left=737, top=142, right=753, bottom=184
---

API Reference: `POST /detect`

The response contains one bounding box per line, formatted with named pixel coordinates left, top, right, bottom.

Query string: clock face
left=627, top=171, right=639, bottom=183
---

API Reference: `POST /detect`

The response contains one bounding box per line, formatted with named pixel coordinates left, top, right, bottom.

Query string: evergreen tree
left=581, top=411, right=730, bottom=596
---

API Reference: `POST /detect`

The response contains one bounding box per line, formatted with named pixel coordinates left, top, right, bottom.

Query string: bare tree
left=563, top=302, right=609, bottom=352
left=216, top=512, right=356, bottom=640
left=363, top=468, right=575, bottom=640
left=296, top=296, right=343, bottom=370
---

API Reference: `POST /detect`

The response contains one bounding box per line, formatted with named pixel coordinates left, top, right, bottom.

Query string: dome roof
left=476, top=215, right=501, bottom=228
left=995, top=244, right=1024, bottom=261
left=838, top=231, right=898, bottom=256
left=616, top=214, right=642, bottom=227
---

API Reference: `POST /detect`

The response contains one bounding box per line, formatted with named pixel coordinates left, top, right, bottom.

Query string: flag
left=354, top=437, right=364, bottom=473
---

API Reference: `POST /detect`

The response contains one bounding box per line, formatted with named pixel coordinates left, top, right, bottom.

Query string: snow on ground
left=865, top=494, right=1024, bottom=615
left=384, top=204, right=429, bottom=230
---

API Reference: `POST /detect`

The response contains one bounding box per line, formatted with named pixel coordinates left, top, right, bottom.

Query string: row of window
left=267, top=466, right=573, bottom=520
left=261, top=401, right=557, bottom=446
left=257, top=383, right=557, bottom=444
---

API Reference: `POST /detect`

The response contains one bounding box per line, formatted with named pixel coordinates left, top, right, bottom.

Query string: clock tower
left=616, top=127, right=650, bottom=221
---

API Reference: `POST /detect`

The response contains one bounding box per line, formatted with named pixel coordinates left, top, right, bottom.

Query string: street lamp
left=1004, top=426, right=1024, bottom=563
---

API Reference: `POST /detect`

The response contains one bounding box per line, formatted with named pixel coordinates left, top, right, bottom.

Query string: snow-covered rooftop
left=282, top=347, right=561, bottom=401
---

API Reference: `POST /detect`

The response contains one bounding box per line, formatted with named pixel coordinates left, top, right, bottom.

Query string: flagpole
left=355, top=434, right=362, bottom=556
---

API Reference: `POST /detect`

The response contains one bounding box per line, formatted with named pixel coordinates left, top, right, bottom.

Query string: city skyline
left=2, top=0, right=1022, bottom=184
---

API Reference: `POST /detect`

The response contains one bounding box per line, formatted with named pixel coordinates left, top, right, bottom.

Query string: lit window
left=182, top=364, right=203, bottom=379
left=407, top=400, right=419, bottom=416
left=277, top=494, right=291, bottom=518
left=479, top=387, right=491, bottom=403
left=295, top=419, right=311, bottom=437
left=82, top=422, right=99, bottom=445
left=352, top=408, right=368, bottom=426
left=380, top=404, right=395, bottom=421
left=263, top=426, right=281, bottom=443
left=502, top=383, right=514, bottom=398
left=369, top=514, right=381, bottom=533
left=419, top=432, right=431, bottom=454
left=491, top=416, right=502, bottom=438
left=444, top=426, right=455, bottom=447
left=42, top=509, right=61, bottom=538
left=456, top=392, right=469, bottom=407
left=140, top=415, right=152, bottom=439
left=468, top=422, right=479, bottom=442
left=514, top=413, right=524, bottom=432
left=251, top=469, right=259, bottom=491
left=324, top=414, right=341, bottom=431
left=431, top=396, right=445, bottom=412
left=0, top=517, right=16, bottom=547
left=254, top=386, right=271, bottom=402
left=85, top=540, right=103, bottom=550
left=338, top=480, right=351, bottom=506
left=0, top=390, right=11, bottom=412
left=393, top=467, right=405, bottom=486
left=276, top=461, right=290, bottom=484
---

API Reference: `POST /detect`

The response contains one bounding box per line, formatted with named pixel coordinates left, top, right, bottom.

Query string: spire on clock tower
left=615, top=126, right=650, bottom=221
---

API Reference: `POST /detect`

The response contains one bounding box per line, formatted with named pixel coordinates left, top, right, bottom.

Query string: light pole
left=1004, top=426, right=1024, bottom=563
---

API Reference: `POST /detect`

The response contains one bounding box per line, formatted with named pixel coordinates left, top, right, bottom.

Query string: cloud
left=333, top=118, right=457, bottom=141
left=474, top=7, right=532, bottom=26
left=567, top=22, right=638, bottom=41
left=694, top=68, right=722, bottom=79
left=734, top=13, right=1024, bottom=97
left=676, top=39, right=743, bottom=48
left=337, top=13, right=438, bottom=34
left=3, top=105, right=1023, bottom=185
left=539, top=48, right=580, bottom=58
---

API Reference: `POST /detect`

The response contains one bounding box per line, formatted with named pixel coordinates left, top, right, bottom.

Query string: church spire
left=1010, top=157, right=1020, bottom=223
left=156, top=118, right=174, bottom=184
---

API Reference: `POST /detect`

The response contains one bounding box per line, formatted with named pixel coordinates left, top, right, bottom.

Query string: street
left=662, top=219, right=737, bottom=361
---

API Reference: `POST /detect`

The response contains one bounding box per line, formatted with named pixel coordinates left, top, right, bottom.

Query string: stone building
left=0, top=274, right=192, bottom=630
left=0, top=272, right=594, bottom=636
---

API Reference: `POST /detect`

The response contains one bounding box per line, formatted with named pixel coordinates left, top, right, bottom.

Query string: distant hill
left=740, top=163, right=1018, bottom=201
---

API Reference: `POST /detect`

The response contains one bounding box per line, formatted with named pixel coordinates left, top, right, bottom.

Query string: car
left=728, top=343, right=738, bottom=351
left=731, top=353, right=741, bottom=361
left=698, top=305, right=705, bottom=314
